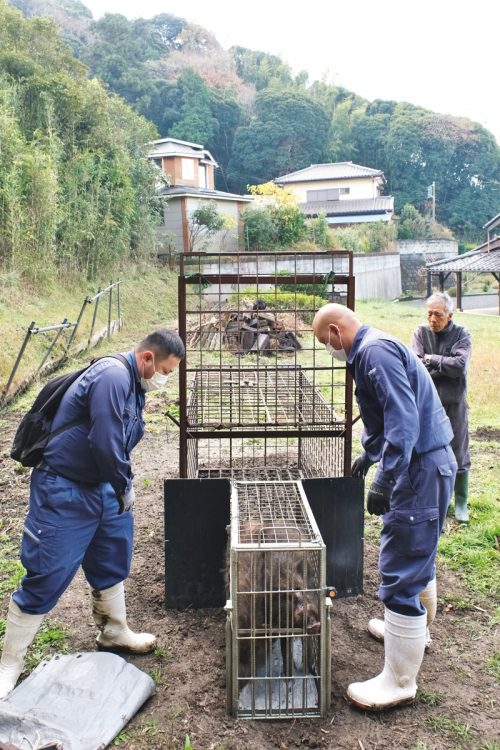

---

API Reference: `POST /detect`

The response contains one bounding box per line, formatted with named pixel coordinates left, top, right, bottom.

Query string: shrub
left=233, top=288, right=324, bottom=324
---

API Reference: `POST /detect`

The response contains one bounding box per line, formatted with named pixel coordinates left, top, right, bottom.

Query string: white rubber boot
left=368, top=578, right=437, bottom=650
left=0, top=597, right=44, bottom=700
left=347, top=607, right=427, bottom=710
left=91, top=582, right=156, bottom=654
left=419, top=578, right=437, bottom=648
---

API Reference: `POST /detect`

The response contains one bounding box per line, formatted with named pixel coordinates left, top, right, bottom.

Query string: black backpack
left=11, top=354, right=133, bottom=468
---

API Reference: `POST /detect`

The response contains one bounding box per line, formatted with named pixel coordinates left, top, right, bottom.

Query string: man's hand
left=118, top=486, right=135, bottom=514
left=366, top=482, right=392, bottom=515
left=423, top=354, right=435, bottom=370
left=351, top=453, right=373, bottom=479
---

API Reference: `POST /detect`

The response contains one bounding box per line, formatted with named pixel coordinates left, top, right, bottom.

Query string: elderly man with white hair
left=412, top=292, right=472, bottom=522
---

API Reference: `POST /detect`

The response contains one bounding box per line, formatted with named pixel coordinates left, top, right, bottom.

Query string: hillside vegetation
left=9, top=0, right=500, bottom=242
left=0, top=0, right=160, bottom=287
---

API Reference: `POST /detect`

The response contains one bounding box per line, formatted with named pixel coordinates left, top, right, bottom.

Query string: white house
left=275, top=162, right=394, bottom=225
left=147, top=137, right=252, bottom=253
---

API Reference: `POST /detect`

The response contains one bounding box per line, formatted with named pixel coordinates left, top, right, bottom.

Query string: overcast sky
left=84, top=0, right=500, bottom=143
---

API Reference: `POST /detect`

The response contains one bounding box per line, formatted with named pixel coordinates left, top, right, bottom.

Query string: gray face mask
left=325, top=328, right=348, bottom=362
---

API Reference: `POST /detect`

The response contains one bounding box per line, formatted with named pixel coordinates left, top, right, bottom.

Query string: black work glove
left=366, top=482, right=392, bottom=516
left=351, top=452, right=373, bottom=479
left=118, top=486, right=135, bottom=514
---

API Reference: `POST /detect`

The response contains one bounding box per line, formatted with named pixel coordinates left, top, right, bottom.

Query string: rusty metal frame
left=178, top=251, right=355, bottom=480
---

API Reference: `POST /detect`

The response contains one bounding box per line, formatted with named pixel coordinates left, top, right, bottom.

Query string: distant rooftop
left=426, top=238, right=500, bottom=273
left=301, top=196, right=394, bottom=217
left=147, top=137, right=218, bottom=167
left=276, top=162, right=385, bottom=184
left=158, top=185, right=252, bottom=202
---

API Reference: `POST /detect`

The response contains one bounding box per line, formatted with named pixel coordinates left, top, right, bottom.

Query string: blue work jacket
left=347, top=326, right=453, bottom=488
left=43, top=352, right=145, bottom=498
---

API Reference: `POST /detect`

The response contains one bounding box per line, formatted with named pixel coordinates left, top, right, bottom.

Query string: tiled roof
left=147, top=138, right=218, bottom=166
left=426, top=239, right=500, bottom=272
left=159, top=185, right=252, bottom=202
left=300, top=197, right=394, bottom=216
left=276, top=162, right=384, bottom=184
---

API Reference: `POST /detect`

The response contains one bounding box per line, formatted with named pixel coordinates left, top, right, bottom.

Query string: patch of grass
left=25, top=620, right=69, bottom=670
left=426, top=715, right=473, bottom=740
left=480, top=742, right=500, bottom=750
left=142, top=477, right=152, bottom=489
left=137, top=718, right=161, bottom=737
left=112, top=730, right=130, bottom=746
left=417, top=687, right=443, bottom=706
left=486, top=652, right=500, bottom=682
left=1, top=266, right=179, bottom=406
left=0, top=524, right=25, bottom=596
left=148, top=665, right=162, bottom=685
left=185, top=735, right=194, bottom=750
left=442, top=593, right=471, bottom=611
left=154, top=645, right=174, bottom=662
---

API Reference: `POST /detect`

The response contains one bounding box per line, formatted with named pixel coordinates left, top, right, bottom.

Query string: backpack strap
left=48, top=353, right=135, bottom=440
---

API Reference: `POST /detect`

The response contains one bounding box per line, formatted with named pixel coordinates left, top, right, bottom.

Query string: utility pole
left=427, top=181, right=436, bottom=221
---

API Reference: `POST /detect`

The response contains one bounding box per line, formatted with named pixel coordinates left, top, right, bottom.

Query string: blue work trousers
left=379, top=445, right=457, bottom=616
left=13, top=467, right=134, bottom=615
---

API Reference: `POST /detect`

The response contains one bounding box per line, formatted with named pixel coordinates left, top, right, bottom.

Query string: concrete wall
left=198, top=252, right=401, bottom=302
left=396, top=239, right=458, bottom=294
left=353, top=253, right=401, bottom=299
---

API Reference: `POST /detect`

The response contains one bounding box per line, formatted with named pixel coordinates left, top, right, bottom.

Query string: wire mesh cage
left=225, top=480, right=331, bottom=719
left=178, top=250, right=355, bottom=480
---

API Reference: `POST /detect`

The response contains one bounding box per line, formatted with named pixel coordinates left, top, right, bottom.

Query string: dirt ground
left=0, top=398, right=498, bottom=750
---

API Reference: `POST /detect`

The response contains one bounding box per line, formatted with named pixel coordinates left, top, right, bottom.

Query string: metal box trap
left=225, top=480, right=331, bottom=718
left=164, top=251, right=364, bottom=719
left=178, top=250, right=355, bottom=480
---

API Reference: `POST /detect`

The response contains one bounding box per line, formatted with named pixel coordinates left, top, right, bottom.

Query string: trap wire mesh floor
left=187, top=368, right=339, bottom=430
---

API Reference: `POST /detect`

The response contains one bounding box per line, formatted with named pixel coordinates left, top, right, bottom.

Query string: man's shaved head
left=312, top=303, right=362, bottom=352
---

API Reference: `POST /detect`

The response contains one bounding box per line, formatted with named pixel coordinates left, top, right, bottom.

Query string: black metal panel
left=302, top=477, right=364, bottom=598
left=164, top=478, right=231, bottom=609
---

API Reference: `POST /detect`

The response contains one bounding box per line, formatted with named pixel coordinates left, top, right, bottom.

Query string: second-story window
left=181, top=158, right=195, bottom=181
left=199, top=165, right=207, bottom=189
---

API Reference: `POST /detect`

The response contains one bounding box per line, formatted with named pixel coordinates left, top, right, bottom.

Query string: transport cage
left=178, top=250, right=355, bottom=480
left=225, top=480, right=332, bottom=719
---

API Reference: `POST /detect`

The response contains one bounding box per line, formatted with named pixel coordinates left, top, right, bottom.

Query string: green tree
left=230, top=46, right=295, bottom=90
left=168, top=68, right=219, bottom=146
left=187, top=202, right=225, bottom=251
left=0, top=0, right=159, bottom=283
left=227, top=91, right=330, bottom=191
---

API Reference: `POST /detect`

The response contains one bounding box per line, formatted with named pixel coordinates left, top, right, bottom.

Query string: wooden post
left=456, top=272, right=463, bottom=312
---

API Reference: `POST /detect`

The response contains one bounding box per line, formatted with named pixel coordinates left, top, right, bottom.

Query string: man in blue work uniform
left=312, top=304, right=456, bottom=711
left=0, top=328, right=185, bottom=699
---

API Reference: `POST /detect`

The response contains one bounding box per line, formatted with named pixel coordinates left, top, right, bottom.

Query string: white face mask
left=325, top=328, right=348, bottom=362
left=141, top=357, right=169, bottom=392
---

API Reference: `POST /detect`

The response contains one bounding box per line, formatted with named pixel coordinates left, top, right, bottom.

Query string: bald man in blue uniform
left=313, top=304, right=456, bottom=711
